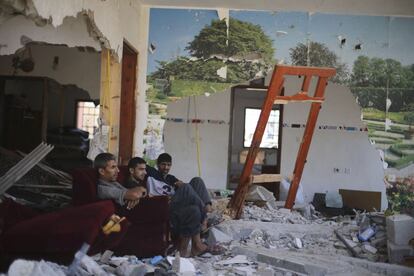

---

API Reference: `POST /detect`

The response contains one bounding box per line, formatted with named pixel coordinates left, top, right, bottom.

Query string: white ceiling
left=141, top=0, right=414, bottom=17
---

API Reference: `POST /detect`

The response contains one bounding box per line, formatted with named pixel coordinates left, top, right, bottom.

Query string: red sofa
left=0, top=198, right=128, bottom=269
left=71, top=166, right=170, bottom=257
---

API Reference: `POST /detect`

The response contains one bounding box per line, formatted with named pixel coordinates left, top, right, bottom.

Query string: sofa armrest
left=115, top=196, right=169, bottom=224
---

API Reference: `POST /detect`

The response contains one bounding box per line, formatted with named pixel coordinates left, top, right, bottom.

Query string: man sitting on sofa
left=94, top=153, right=147, bottom=210
left=143, top=153, right=220, bottom=257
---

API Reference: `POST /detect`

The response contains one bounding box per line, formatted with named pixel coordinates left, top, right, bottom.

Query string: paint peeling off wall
left=163, top=91, right=231, bottom=189
left=277, top=76, right=388, bottom=210
left=0, top=0, right=141, bottom=58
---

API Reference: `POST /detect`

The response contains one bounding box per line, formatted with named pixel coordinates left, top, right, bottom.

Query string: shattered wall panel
left=0, top=14, right=101, bottom=56
left=277, top=77, right=388, bottom=210
left=30, top=0, right=141, bottom=59
left=163, top=91, right=231, bottom=189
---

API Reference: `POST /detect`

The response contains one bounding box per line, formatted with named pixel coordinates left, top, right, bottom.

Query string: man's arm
left=124, top=186, right=147, bottom=201
left=97, top=183, right=126, bottom=206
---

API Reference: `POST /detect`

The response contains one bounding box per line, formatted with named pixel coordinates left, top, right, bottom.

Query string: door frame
left=118, top=41, right=138, bottom=165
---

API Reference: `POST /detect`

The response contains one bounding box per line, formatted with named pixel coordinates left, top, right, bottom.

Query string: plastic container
left=358, top=225, right=376, bottom=242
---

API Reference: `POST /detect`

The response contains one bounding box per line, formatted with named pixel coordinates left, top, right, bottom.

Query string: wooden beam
left=229, top=65, right=336, bottom=219
left=252, top=174, right=282, bottom=183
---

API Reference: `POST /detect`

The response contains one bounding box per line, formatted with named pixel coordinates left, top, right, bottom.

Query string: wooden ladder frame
left=228, top=65, right=336, bottom=219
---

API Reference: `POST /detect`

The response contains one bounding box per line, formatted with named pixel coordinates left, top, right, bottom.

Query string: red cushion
left=2, top=200, right=128, bottom=257
left=0, top=198, right=39, bottom=233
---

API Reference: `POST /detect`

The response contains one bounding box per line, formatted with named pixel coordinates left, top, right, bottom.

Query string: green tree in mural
left=150, top=18, right=275, bottom=85
left=289, top=41, right=349, bottom=83
left=351, top=56, right=414, bottom=112
left=186, top=18, right=274, bottom=63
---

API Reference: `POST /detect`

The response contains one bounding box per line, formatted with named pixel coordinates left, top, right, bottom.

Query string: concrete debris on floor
left=2, top=195, right=414, bottom=275
left=2, top=188, right=414, bottom=276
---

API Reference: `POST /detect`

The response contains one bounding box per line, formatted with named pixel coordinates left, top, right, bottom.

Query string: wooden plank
left=339, top=189, right=381, bottom=211
left=274, top=98, right=323, bottom=104
left=228, top=65, right=285, bottom=219
left=252, top=174, right=282, bottom=183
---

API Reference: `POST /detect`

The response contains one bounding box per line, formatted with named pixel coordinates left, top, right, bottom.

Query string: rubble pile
left=0, top=147, right=72, bottom=211
left=334, top=212, right=388, bottom=262
left=242, top=204, right=328, bottom=225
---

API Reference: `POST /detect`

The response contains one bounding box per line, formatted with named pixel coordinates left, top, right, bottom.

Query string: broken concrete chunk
left=386, top=214, right=414, bottom=245
left=294, top=238, right=303, bottom=249
left=362, top=244, right=378, bottom=254
left=166, top=256, right=196, bottom=273
left=207, top=227, right=232, bottom=245
left=246, top=185, right=278, bottom=210
left=8, top=260, right=66, bottom=276
left=215, top=255, right=251, bottom=266
left=100, top=250, right=113, bottom=264
left=344, top=238, right=358, bottom=248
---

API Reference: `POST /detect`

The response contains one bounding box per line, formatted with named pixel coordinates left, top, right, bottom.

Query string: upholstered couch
left=71, top=166, right=170, bottom=257
left=0, top=199, right=128, bottom=269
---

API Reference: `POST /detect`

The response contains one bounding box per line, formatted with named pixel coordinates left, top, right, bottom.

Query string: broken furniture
left=71, top=166, right=170, bottom=257
left=0, top=199, right=128, bottom=269
left=229, top=65, right=336, bottom=218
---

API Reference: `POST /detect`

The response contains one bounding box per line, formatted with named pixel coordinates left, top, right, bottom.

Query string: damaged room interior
left=0, top=0, right=414, bottom=275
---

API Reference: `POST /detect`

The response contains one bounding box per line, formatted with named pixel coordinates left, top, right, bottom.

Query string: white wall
left=134, top=5, right=150, bottom=157
left=0, top=44, right=100, bottom=99
left=272, top=76, right=387, bottom=210
left=164, top=91, right=231, bottom=189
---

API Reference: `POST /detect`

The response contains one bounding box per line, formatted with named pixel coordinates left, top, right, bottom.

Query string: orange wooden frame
left=228, top=65, right=336, bottom=219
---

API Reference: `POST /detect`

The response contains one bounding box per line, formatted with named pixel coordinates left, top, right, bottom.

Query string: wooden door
left=119, top=42, right=137, bottom=165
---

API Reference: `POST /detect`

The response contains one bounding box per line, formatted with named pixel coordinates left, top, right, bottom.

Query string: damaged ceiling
left=0, top=0, right=134, bottom=56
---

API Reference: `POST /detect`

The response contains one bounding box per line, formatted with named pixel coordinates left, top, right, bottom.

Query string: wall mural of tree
left=146, top=9, right=414, bottom=179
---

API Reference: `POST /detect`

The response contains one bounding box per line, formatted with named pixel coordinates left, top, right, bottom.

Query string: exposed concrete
left=233, top=245, right=414, bottom=276
left=386, top=214, right=414, bottom=245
